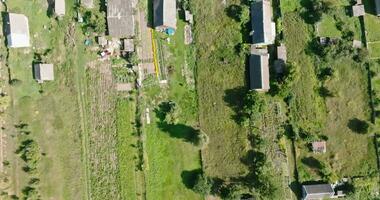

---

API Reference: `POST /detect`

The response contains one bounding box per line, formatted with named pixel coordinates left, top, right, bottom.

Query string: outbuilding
left=312, top=141, right=327, bottom=153
left=107, top=0, right=135, bottom=38
left=54, top=0, right=65, bottom=17
left=5, top=13, right=30, bottom=48
left=123, top=39, right=134, bottom=52
left=352, top=4, right=365, bottom=17
left=302, top=184, right=334, bottom=200
left=153, top=0, right=177, bottom=33
left=249, top=52, right=270, bottom=92
left=251, top=0, right=276, bottom=46
left=34, top=63, right=54, bottom=83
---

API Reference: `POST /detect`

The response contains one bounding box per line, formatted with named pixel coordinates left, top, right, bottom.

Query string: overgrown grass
left=190, top=0, right=249, bottom=179
left=116, top=98, right=138, bottom=200
left=368, top=42, right=380, bottom=58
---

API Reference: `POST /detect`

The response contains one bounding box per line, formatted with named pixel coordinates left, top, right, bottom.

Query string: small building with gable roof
left=302, top=184, right=334, bottom=200
left=251, top=0, right=276, bottom=46
left=34, top=63, right=54, bottom=83
left=153, top=0, right=177, bottom=32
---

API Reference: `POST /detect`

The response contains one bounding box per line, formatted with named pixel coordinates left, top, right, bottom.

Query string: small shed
left=312, top=141, right=326, bottom=153
left=302, top=184, right=334, bottom=200
left=34, top=63, right=54, bottom=83
left=54, top=0, right=65, bottom=17
left=97, top=36, right=107, bottom=47
left=123, top=39, right=134, bottom=52
left=352, top=4, right=365, bottom=17
left=353, top=40, right=362, bottom=48
left=6, top=13, right=30, bottom=48
left=185, top=10, right=194, bottom=24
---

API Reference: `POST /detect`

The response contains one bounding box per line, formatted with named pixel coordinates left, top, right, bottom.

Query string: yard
left=283, top=7, right=376, bottom=184
left=4, top=0, right=88, bottom=199
left=142, top=16, right=201, bottom=200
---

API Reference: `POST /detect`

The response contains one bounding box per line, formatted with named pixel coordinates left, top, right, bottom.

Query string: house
left=5, top=13, right=30, bottom=48
left=251, top=0, right=276, bottom=46
left=376, top=0, right=380, bottom=16
left=312, top=141, right=327, bottom=153
left=302, top=184, right=335, bottom=200
left=34, top=64, right=54, bottom=83
left=249, top=52, right=270, bottom=92
left=153, top=0, right=177, bottom=33
left=107, top=0, right=135, bottom=38
left=54, top=0, right=65, bottom=17
left=352, top=4, right=365, bottom=17
left=123, top=39, right=134, bottom=52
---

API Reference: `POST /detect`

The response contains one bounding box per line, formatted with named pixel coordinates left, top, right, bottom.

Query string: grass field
left=142, top=16, right=201, bottom=200
left=283, top=9, right=376, bottom=183
left=190, top=0, right=249, bottom=179
left=4, top=0, right=87, bottom=199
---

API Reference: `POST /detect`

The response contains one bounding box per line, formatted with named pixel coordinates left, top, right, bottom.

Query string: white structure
left=55, top=0, right=65, bottom=17
left=6, top=13, right=30, bottom=48
left=153, top=0, right=177, bottom=31
left=34, top=64, right=54, bottom=83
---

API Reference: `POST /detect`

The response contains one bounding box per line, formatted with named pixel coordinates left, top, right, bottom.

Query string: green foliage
left=193, top=174, right=213, bottom=196
left=83, top=10, right=106, bottom=34
left=242, top=91, right=265, bottom=127
left=17, top=139, right=41, bottom=173
left=127, top=52, right=140, bottom=66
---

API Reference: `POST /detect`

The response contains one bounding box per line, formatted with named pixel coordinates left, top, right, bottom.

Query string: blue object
left=84, top=39, right=92, bottom=46
left=166, top=28, right=175, bottom=36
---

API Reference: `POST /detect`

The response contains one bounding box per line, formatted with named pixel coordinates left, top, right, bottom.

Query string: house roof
left=107, top=0, right=135, bottom=38
left=303, top=184, right=334, bottom=199
left=153, top=0, right=177, bottom=30
left=6, top=13, right=30, bottom=48
left=55, top=0, right=65, bottom=16
left=251, top=0, right=275, bottom=45
left=312, top=141, right=326, bottom=153
left=352, top=4, right=365, bottom=16
left=376, top=0, right=380, bottom=15
left=34, top=64, right=54, bottom=82
left=249, top=53, right=270, bottom=91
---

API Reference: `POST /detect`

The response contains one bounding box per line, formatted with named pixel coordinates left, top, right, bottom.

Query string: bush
left=193, top=174, right=213, bottom=196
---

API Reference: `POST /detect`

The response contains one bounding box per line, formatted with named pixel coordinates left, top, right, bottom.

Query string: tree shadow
left=225, top=4, right=242, bottom=22
left=223, top=86, right=247, bottom=125
left=156, top=122, right=200, bottom=145
left=301, top=156, right=323, bottom=169
left=181, top=168, right=202, bottom=189
left=347, top=118, right=369, bottom=134
left=299, top=0, right=324, bottom=24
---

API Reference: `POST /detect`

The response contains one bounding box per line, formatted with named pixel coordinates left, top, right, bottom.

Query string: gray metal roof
left=107, top=0, right=135, bottom=38
left=153, top=0, right=177, bottom=30
left=302, top=184, right=334, bottom=199
left=251, top=0, right=275, bottom=45
left=249, top=53, right=269, bottom=91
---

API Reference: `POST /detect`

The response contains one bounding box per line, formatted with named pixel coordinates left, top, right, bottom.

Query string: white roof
left=164, top=0, right=176, bottom=29
left=34, top=64, right=54, bottom=82
left=55, top=0, right=65, bottom=16
left=7, top=13, right=30, bottom=48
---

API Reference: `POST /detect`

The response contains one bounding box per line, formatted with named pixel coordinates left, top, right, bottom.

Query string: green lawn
left=368, top=42, right=380, bottom=58
left=116, top=98, right=138, bottom=200
left=5, top=0, right=87, bottom=199
left=143, top=18, right=201, bottom=200
left=318, top=15, right=341, bottom=38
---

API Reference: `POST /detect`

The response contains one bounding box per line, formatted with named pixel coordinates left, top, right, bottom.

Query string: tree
left=241, top=91, right=265, bottom=127
left=17, top=139, right=41, bottom=172
left=193, top=174, right=213, bottom=196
